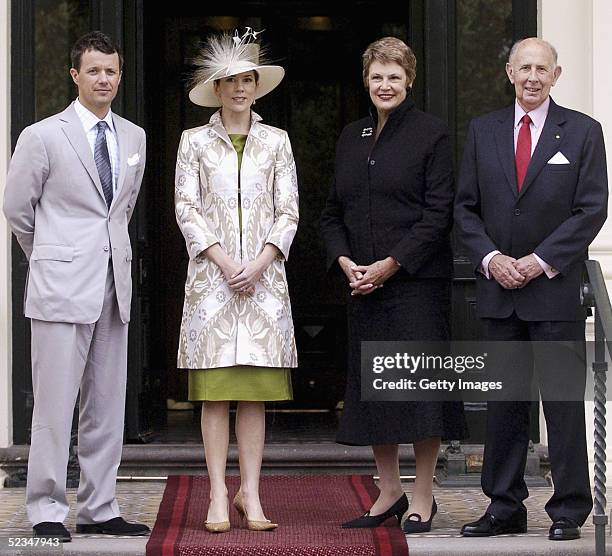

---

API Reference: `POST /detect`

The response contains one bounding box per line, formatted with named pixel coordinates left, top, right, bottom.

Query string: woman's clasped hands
left=338, top=255, right=400, bottom=296
left=227, top=259, right=265, bottom=295
left=208, top=243, right=280, bottom=296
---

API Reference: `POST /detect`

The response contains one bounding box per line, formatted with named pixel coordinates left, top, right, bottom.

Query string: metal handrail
left=582, top=260, right=610, bottom=556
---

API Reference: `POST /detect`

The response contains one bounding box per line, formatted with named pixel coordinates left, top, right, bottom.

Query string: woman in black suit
left=320, top=37, right=466, bottom=534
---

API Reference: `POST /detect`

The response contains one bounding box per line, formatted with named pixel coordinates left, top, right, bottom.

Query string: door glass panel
left=34, top=0, right=90, bottom=120
left=456, top=0, right=515, bottom=156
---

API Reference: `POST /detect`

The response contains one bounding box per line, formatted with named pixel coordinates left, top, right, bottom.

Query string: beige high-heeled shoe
left=233, top=491, right=278, bottom=531
left=204, top=500, right=231, bottom=533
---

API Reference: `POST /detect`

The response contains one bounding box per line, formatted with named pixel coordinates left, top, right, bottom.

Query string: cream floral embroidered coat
left=175, top=110, right=299, bottom=369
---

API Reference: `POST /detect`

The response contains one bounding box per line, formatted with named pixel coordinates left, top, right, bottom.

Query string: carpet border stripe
left=350, top=474, right=409, bottom=556
left=162, top=474, right=190, bottom=556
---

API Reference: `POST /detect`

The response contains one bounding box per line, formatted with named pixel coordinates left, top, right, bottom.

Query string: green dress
left=188, top=134, right=293, bottom=402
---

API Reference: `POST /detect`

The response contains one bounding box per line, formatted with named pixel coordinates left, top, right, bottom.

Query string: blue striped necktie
left=94, top=121, right=113, bottom=208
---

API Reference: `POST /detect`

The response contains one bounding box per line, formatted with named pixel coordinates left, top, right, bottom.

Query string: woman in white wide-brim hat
left=174, top=28, right=299, bottom=533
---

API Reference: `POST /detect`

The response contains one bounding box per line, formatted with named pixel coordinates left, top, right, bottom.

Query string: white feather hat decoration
left=189, top=27, right=285, bottom=107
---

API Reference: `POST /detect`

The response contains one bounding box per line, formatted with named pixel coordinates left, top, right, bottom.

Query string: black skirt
left=336, top=278, right=468, bottom=446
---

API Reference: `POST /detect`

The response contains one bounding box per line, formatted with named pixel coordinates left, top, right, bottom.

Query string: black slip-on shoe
left=76, top=517, right=150, bottom=536
left=460, top=511, right=527, bottom=537
left=33, top=521, right=71, bottom=542
left=549, top=518, right=581, bottom=541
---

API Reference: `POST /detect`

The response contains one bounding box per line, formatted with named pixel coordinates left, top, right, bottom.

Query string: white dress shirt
left=74, top=98, right=120, bottom=192
left=480, top=98, right=558, bottom=280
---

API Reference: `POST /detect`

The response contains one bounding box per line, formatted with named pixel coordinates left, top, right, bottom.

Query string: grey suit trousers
left=26, top=263, right=128, bottom=526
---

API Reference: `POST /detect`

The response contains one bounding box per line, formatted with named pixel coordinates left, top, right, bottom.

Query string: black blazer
left=320, top=97, right=454, bottom=280
left=454, top=98, right=608, bottom=321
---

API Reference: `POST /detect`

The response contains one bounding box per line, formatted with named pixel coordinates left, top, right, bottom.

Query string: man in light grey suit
left=3, top=31, right=149, bottom=541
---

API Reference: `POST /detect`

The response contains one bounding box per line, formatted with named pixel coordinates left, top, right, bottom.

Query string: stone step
left=1, top=443, right=551, bottom=486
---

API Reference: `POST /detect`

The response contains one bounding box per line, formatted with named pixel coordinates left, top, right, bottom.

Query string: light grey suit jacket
left=3, top=103, right=146, bottom=324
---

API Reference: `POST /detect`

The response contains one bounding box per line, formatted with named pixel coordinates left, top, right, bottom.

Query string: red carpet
left=147, top=475, right=409, bottom=556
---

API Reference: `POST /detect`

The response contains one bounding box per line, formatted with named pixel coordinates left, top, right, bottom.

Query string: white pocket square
left=547, top=152, right=570, bottom=164
left=127, top=153, right=140, bottom=166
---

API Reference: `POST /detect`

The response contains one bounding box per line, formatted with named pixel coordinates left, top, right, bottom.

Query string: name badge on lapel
left=361, top=127, right=373, bottom=137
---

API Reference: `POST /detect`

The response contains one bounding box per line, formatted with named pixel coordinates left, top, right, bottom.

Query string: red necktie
left=515, top=114, right=532, bottom=192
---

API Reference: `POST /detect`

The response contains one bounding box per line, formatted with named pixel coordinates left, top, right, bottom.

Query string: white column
left=539, top=0, right=592, bottom=115
left=0, top=0, right=12, bottom=483
left=588, top=0, right=612, bottom=487
left=539, top=0, right=612, bottom=484
left=592, top=0, right=612, bottom=260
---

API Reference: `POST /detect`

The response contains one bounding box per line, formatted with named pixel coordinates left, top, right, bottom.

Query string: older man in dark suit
left=455, top=37, right=608, bottom=541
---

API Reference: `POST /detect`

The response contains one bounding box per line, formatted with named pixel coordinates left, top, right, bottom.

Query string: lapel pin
left=555, top=134, right=560, bottom=139
left=361, top=127, right=373, bottom=137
